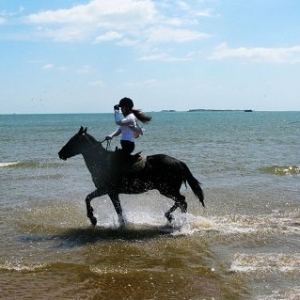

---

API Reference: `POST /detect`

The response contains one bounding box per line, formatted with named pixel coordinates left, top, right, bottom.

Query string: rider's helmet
left=119, top=97, right=134, bottom=109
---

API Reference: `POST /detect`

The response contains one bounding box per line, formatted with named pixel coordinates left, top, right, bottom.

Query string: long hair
left=132, top=109, right=152, bottom=124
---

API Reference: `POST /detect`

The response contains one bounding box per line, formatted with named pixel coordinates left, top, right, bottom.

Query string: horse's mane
left=84, top=131, right=114, bottom=155
left=85, top=132, right=98, bottom=144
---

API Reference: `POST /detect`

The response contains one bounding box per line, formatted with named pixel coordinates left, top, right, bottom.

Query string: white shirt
left=108, top=110, right=143, bottom=142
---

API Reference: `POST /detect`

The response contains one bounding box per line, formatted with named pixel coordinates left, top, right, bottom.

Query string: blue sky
left=1, top=0, right=300, bottom=113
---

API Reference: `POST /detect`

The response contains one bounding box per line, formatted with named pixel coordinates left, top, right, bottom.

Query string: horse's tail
left=181, top=162, right=205, bottom=207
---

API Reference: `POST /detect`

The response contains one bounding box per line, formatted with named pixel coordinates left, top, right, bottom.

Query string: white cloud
left=24, top=0, right=210, bottom=48
left=145, top=26, right=209, bottom=44
left=1, top=6, right=24, bottom=19
left=77, top=65, right=93, bottom=74
left=123, top=79, right=158, bottom=88
left=95, top=31, right=123, bottom=42
left=39, top=26, right=88, bottom=42
left=115, top=68, right=126, bottom=73
left=89, top=79, right=105, bottom=87
left=116, top=38, right=139, bottom=47
left=26, top=0, right=157, bottom=28
left=195, top=8, right=214, bottom=18
left=176, top=1, right=190, bottom=11
left=209, top=43, right=300, bottom=64
left=139, top=51, right=195, bottom=62
left=9, top=0, right=212, bottom=63
left=43, top=63, right=53, bottom=70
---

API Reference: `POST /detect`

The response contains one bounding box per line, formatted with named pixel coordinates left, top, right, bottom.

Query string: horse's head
left=58, top=126, right=97, bottom=160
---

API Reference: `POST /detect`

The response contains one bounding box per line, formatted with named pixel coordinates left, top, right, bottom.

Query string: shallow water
left=1, top=112, right=300, bottom=299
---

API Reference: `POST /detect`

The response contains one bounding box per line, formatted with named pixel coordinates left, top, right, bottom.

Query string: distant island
left=160, top=110, right=177, bottom=112
left=160, top=109, right=253, bottom=113
left=188, top=109, right=253, bottom=112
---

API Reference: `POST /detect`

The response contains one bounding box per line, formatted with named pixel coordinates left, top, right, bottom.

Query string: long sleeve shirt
left=108, top=110, right=143, bottom=142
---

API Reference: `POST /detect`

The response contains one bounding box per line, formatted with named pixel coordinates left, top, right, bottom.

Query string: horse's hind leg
left=165, top=203, right=178, bottom=223
left=178, top=196, right=187, bottom=213
left=162, top=191, right=187, bottom=223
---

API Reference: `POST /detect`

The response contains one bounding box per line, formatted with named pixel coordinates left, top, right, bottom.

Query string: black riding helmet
left=119, top=97, right=134, bottom=109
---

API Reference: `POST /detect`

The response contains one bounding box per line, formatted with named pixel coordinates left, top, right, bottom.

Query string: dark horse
left=58, top=127, right=204, bottom=227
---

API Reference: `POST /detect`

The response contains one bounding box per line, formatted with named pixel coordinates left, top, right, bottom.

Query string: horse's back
left=145, top=154, right=185, bottom=174
left=147, top=153, right=182, bottom=164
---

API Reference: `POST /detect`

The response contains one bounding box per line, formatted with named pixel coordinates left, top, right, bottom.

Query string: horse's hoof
left=165, top=212, right=173, bottom=223
left=119, top=218, right=126, bottom=229
left=90, top=217, right=97, bottom=227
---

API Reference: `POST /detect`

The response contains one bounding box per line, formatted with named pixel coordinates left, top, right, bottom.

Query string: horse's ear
left=79, top=126, right=84, bottom=134
left=84, top=127, right=88, bottom=134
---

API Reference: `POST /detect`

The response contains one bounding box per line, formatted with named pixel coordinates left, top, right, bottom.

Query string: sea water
left=1, top=111, right=300, bottom=299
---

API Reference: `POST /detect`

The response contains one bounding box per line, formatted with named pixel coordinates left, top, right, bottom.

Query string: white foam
left=90, top=265, right=129, bottom=275
left=210, top=212, right=300, bottom=237
left=230, top=253, right=300, bottom=273
left=0, top=261, right=46, bottom=272
left=255, top=286, right=300, bottom=300
left=169, top=213, right=216, bottom=236
left=0, top=161, right=19, bottom=168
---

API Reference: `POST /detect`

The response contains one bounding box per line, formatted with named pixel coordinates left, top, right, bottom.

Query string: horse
left=58, top=126, right=204, bottom=227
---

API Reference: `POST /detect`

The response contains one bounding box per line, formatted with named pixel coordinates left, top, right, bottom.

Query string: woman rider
left=106, top=97, right=152, bottom=157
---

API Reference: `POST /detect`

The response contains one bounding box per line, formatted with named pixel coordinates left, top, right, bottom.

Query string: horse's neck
left=82, top=146, right=111, bottom=174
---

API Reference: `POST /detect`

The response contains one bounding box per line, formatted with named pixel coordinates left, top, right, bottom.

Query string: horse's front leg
left=108, top=193, right=126, bottom=227
left=85, top=189, right=102, bottom=226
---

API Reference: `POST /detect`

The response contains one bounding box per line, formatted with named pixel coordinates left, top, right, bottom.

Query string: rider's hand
left=114, top=104, right=119, bottom=110
left=105, top=136, right=112, bottom=140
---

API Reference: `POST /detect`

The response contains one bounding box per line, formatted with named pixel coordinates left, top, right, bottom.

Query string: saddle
left=122, top=152, right=147, bottom=173
left=112, top=148, right=147, bottom=174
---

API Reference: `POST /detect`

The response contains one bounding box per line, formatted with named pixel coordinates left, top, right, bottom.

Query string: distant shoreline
left=189, top=109, right=253, bottom=112
left=161, top=109, right=253, bottom=113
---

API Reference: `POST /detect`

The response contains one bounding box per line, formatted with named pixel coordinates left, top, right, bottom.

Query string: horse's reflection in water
left=58, top=127, right=204, bottom=227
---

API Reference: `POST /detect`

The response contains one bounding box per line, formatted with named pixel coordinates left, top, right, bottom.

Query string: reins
left=82, top=135, right=111, bottom=155
left=98, top=138, right=111, bottom=151
left=100, top=139, right=111, bottom=151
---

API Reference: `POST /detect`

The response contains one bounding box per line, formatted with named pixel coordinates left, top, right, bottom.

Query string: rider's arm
left=107, top=127, right=121, bottom=139
left=114, top=110, right=134, bottom=126
left=115, top=111, right=144, bottom=136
